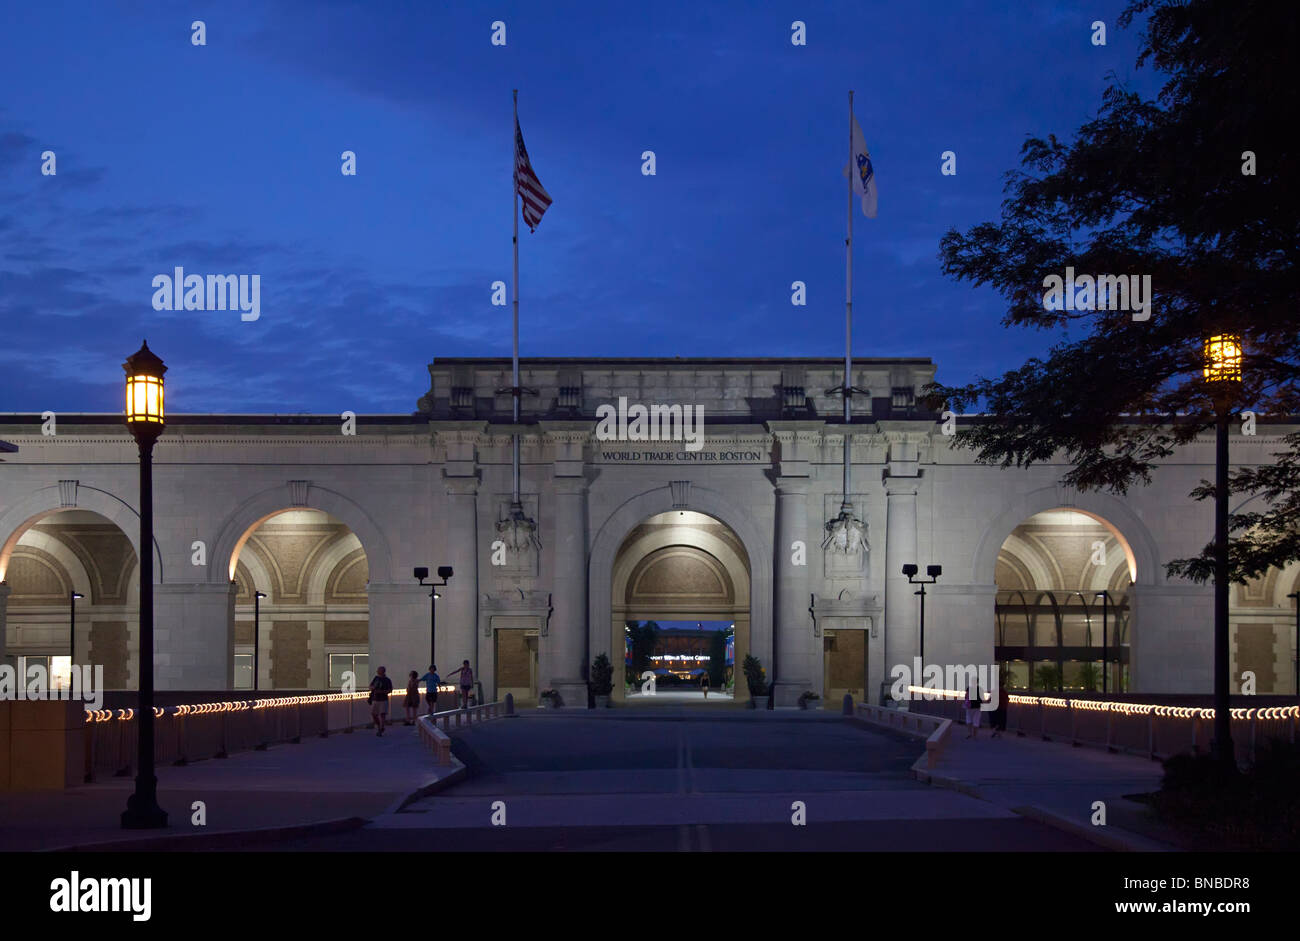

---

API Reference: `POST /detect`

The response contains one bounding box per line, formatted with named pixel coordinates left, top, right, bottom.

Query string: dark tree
left=923, top=0, right=1299, bottom=584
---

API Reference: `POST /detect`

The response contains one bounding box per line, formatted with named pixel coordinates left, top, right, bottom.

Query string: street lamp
left=903, top=563, right=942, bottom=662
left=415, top=566, right=453, bottom=667
left=121, top=340, right=168, bottom=829
left=69, top=591, right=83, bottom=670
left=1287, top=591, right=1299, bottom=697
left=1094, top=591, right=1109, bottom=696
left=253, top=591, right=267, bottom=691
left=1204, top=334, right=1242, bottom=765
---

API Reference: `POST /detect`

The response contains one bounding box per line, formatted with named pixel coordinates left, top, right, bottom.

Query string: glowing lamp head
left=1203, top=335, right=1242, bottom=385
left=123, top=340, right=167, bottom=430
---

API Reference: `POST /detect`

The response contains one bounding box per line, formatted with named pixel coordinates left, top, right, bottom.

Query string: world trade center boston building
left=1, top=356, right=1297, bottom=706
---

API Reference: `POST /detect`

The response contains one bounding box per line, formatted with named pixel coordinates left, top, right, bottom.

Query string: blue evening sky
left=0, top=0, right=1156, bottom=414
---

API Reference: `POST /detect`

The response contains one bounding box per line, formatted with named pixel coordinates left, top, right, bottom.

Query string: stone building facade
left=1, top=357, right=1297, bottom=703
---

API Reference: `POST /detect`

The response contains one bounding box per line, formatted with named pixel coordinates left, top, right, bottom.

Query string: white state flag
left=842, top=114, right=877, bottom=218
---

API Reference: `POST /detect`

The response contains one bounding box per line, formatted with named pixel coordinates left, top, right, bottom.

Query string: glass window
left=234, top=654, right=253, bottom=689
left=329, top=653, right=369, bottom=690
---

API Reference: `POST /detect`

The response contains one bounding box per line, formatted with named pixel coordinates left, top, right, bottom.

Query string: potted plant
left=539, top=689, right=561, bottom=709
left=743, top=654, right=768, bottom=710
left=591, top=653, right=613, bottom=708
left=798, top=690, right=821, bottom=710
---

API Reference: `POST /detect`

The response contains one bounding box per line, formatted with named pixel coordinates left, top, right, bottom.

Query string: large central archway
left=611, top=511, right=750, bottom=704
left=588, top=483, right=773, bottom=705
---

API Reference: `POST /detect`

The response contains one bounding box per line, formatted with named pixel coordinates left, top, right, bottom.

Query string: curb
left=41, top=814, right=369, bottom=853
left=1010, top=803, right=1177, bottom=853
left=912, top=763, right=1178, bottom=852
left=384, top=760, right=469, bottom=815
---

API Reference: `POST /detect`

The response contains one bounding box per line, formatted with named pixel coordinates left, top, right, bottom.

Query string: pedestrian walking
left=448, top=660, right=474, bottom=710
left=700, top=672, right=710, bottom=699
left=419, top=664, right=441, bottom=717
left=403, top=670, right=420, bottom=725
left=964, top=683, right=982, bottom=739
left=369, top=666, right=394, bottom=736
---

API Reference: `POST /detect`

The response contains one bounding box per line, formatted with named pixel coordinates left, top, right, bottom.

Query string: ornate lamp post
left=1204, top=334, right=1242, bottom=765
left=903, top=564, right=942, bottom=662
left=415, top=566, right=453, bottom=667
left=253, top=590, right=266, bottom=691
left=121, top=340, right=168, bottom=829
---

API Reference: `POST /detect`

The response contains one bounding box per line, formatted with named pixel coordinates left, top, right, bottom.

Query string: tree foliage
left=923, top=0, right=1299, bottom=583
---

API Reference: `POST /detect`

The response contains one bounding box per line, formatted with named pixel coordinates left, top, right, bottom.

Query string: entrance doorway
left=823, top=629, right=867, bottom=706
left=610, top=511, right=750, bottom=705
left=495, top=629, right=539, bottom=707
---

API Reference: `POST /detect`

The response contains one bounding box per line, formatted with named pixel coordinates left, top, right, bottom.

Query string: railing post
left=1250, top=712, right=1257, bottom=764
left=1147, top=710, right=1155, bottom=759
left=1068, top=699, right=1076, bottom=745
left=1039, top=699, right=1046, bottom=739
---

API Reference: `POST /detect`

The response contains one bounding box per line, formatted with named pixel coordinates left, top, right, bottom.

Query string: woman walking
left=403, top=670, right=420, bottom=725
left=700, top=672, right=710, bottom=699
left=964, top=683, right=982, bottom=739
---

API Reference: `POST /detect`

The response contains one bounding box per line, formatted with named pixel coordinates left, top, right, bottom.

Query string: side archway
left=210, top=483, right=393, bottom=586
left=971, top=485, right=1160, bottom=587
left=0, top=484, right=164, bottom=584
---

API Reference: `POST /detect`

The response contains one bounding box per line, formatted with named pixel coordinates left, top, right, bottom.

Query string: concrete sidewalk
left=914, top=726, right=1185, bottom=850
left=0, top=721, right=463, bottom=852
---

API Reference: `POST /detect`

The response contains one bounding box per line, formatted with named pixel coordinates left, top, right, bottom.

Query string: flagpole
left=511, top=88, right=521, bottom=506
left=843, top=89, right=854, bottom=504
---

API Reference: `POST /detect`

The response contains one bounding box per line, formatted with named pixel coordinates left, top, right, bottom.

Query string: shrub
left=742, top=655, right=767, bottom=696
left=590, top=653, right=613, bottom=696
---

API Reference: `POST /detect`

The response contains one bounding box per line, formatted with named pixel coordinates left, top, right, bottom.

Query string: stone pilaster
left=153, top=581, right=236, bottom=690
left=926, top=583, right=998, bottom=676
left=774, top=478, right=813, bottom=706
left=1130, top=582, right=1213, bottom=693
left=365, top=583, right=430, bottom=681
left=545, top=476, right=589, bottom=707
left=0, top=582, right=10, bottom=669
left=440, top=475, right=480, bottom=673
left=883, top=481, right=918, bottom=700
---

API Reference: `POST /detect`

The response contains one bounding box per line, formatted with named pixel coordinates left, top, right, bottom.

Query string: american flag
left=514, top=118, right=552, bottom=232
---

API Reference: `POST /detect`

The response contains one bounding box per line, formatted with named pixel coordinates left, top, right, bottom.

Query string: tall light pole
left=1288, top=591, right=1299, bottom=697
left=1095, top=590, right=1109, bottom=696
left=1204, top=334, right=1242, bottom=766
left=121, top=340, right=168, bottom=829
left=415, top=566, right=453, bottom=667
left=69, top=590, right=83, bottom=672
left=253, top=590, right=266, bottom=691
left=903, top=564, right=942, bottom=663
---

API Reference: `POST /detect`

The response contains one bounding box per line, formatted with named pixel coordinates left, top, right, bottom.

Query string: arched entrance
left=228, top=508, right=370, bottom=690
left=994, top=508, right=1136, bottom=693
left=610, top=510, right=751, bottom=704
left=0, top=508, right=139, bottom=689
